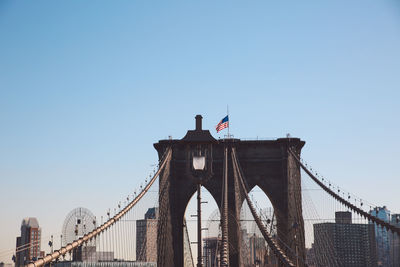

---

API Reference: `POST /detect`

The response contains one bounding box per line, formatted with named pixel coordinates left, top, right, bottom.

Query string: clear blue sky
left=1, top=0, right=400, bottom=263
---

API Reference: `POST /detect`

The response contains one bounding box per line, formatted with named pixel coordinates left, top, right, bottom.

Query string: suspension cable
left=288, top=148, right=400, bottom=236
left=26, top=148, right=172, bottom=267
left=220, top=146, right=229, bottom=267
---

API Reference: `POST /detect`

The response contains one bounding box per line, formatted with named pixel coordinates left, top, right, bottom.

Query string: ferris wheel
left=62, top=207, right=97, bottom=246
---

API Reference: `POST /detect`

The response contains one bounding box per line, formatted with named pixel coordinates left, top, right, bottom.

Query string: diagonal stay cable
left=26, top=147, right=172, bottom=267
left=288, top=148, right=400, bottom=236
left=220, top=146, right=230, bottom=267
left=231, top=147, right=296, bottom=267
left=251, top=196, right=311, bottom=267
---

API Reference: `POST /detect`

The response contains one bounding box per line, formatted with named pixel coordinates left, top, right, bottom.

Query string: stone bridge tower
left=154, top=115, right=306, bottom=267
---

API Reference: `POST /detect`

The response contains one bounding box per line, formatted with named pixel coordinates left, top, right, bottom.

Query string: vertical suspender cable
left=123, top=209, right=128, bottom=261
left=108, top=220, right=111, bottom=261
left=288, top=148, right=400, bottom=236
left=112, top=213, right=115, bottom=260
left=117, top=212, right=121, bottom=260
left=26, top=148, right=171, bottom=267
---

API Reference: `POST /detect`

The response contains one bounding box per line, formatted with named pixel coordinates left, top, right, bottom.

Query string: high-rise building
left=335, top=211, right=352, bottom=224
left=15, top=218, right=42, bottom=267
left=248, top=234, right=266, bottom=266
left=370, top=206, right=391, bottom=267
left=313, top=211, right=377, bottom=267
left=136, top=208, right=158, bottom=262
left=203, top=237, right=220, bottom=267
left=390, top=214, right=400, bottom=267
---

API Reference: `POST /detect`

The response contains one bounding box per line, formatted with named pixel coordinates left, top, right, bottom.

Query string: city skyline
left=1, top=0, right=400, bottom=264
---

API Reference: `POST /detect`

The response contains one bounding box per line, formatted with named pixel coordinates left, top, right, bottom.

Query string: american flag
left=216, top=115, right=229, bottom=132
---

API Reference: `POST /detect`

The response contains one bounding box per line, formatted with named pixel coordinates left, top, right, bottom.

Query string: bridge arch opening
left=240, top=185, right=277, bottom=266
left=184, top=185, right=220, bottom=266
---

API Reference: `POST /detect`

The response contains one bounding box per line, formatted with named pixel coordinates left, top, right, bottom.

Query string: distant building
left=136, top=208, right=158, bottom=262
left=306, top=244, right=316, bottom=267
left=72, top=246, right=97, bottom=262
left=239, top=228, right=276, bottom=267
left=313, top=211, right=377, bottom=267
left=248, top=234, right=266, bottom=266
left=15, top=217, right=43, bottom=267
left=69, top=245, right=114, bottom=263
left=335, top=211, right=352, bottom=224
left=370, top=206, right=391, bottom=267
left=52, top=262, right=156, bottom=267
left=203, top=237, right=220, bottom=267
left=95, top=251, right=114, bottom=262
left=390, top=214, right=400, bottom=267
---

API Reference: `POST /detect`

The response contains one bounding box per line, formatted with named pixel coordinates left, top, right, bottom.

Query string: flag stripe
left=216, top=115, right=229, bottom=133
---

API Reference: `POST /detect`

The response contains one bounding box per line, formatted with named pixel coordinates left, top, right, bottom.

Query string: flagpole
left=227, top=105, right=230, bottom=138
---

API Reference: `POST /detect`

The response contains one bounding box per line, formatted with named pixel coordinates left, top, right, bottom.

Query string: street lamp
left=193, top=155, right=206, bottom=171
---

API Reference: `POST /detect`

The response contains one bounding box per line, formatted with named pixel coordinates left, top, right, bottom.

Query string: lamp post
left=193, top=155, right=205, bottom=267
left=197, top=182, right=202, bottom=267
